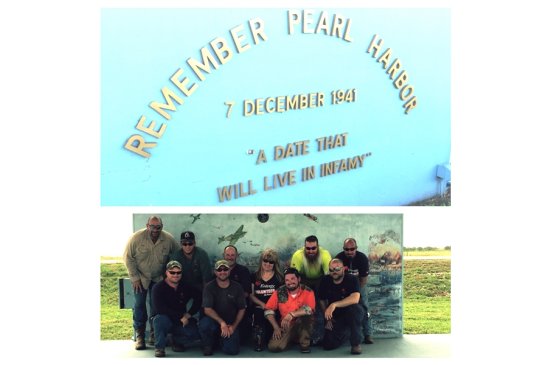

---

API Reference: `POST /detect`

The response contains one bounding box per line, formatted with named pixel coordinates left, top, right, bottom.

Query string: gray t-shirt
left=202, top=279, right=247, bottom=324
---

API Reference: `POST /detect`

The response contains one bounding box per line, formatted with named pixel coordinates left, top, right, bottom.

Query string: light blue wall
left=133, top=213, right=403, bottom=337
left=102, top=8, right=450, bottom=206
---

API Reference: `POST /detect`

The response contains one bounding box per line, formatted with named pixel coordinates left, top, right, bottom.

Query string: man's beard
left=305, top=252, right=319, bottom=263
left=287, top=283, right=298, bottom=292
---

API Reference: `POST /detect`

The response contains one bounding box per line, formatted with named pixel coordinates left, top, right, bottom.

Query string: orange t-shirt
left=265, top=285, right=315, bottom=322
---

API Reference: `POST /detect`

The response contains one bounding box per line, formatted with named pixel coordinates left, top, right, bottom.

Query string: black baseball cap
left=180, top=231, right=195, bottom=243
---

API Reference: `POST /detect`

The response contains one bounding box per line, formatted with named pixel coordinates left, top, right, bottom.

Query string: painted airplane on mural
left=218, top=225, right=247, bottom=245
left=190, top=214, right=201, bottom=224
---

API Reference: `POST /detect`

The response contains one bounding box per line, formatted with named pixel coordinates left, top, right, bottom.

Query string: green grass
left=101, top=259, right=451, bottom=339
left=101, top=263, right=133, bottom=340
left=403, top=259, right=451, bottom=334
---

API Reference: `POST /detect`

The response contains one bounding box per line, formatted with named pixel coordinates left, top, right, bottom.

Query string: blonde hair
left=256, top=248, right=283, bottom=282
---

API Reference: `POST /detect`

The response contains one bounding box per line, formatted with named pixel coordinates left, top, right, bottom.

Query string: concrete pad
left=98, top=334, right=450, bottom=359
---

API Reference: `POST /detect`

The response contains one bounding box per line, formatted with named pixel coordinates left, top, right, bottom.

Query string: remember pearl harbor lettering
left=216, top=132, right=372, bottom=203
left=122, top=9, right=419, bottom=159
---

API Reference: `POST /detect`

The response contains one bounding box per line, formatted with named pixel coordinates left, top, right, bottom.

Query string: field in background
left=404, top=248, right=451, bottom=256
left=101, top=257, right=450, bottom=339
left=403, top=259, right=451, bottom=334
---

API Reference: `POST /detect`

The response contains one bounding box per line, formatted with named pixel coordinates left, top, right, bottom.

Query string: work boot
left=154, top=348, right=165, bottom=357
left=172, top=343, right=186, bottom=352
left=351, top=345, right=362, bottom=354
left=364, top=335, right=374, bottom=344
left=202, top=345, right=213, bottom=356
left=135, top=329, right=146, bottom=350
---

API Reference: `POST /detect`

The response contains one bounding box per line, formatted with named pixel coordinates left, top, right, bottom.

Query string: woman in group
left=249, top=248, right=284, bottom=351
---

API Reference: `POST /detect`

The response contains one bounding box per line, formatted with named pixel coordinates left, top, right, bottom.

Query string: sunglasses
left=305, top=246, right=318, bottom=250
left=284, top=268, right=299, bottom=276
left=344, top=247, right=356, bottom=251
left=181, top=242, right=195, bottom=246
left=262, top=259, right=275, bottom=264
left=148, top=224, right=162, bottom=230
left=168, top=271, right=182, bottom=275
left=329, top=267, right=343, bottom=273
left=216, top=267, right=229, bottom=272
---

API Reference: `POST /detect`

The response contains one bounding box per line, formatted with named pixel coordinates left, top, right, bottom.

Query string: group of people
left=123, top=216, right=374, bottom=357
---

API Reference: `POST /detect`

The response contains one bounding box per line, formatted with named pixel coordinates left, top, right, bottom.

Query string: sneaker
left=172, top=344, right=186, bottom=352
left=364, top=335, right=374, bottom=344
left=300, top=346, right=311, bottom=353
left=202, top=346, right=213, bottom=356
left=154, top=348, right=166, bottom=357
left=351, top=345, right=362, bottom=355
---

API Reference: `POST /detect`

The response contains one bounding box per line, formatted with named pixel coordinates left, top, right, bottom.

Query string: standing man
left=335, top=237, right=374, bottom=344
left=318, top=259, right=364, bottom=355
left=223, top=244, right=252, bottom=342
left=199, top=260, right=247, bottom=356
left=223, top=245, right=252, bottom=295
left=290, top=235, right=332, bottom=344
left=264, top=267, right=316, bottom=353
left=151, top=261, right=201, bottom=357
left=290, top=235, right=332, bottom=290
left=169, top=231, right=213, bottom=292
left=123, top=215, right=179, bottom=350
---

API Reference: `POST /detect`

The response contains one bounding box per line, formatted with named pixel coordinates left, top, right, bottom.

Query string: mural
left=133, top=213, right=403, bottom=338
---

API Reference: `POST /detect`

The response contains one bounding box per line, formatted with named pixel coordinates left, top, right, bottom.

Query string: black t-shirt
left=229, top=264, right=252, bottom=294
left=251, top=273, right=282, bottom=305
left=318, top=274, right=360, bottom=306
left=151, top=279, right=201, bottom=323
left=335, top=251, right=369, bottom=278
left=202, top=279, right=247, bottom=324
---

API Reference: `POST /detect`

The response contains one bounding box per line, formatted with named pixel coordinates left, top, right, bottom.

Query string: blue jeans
left=152, top=314, right=200, bottom=349
left=323, top=304, right=364, bottom=349
left=198, top=316, right=240, bottom=355
left=133, top=281, right=156, bottom=330
left=360, top=286, right=372, bottom=336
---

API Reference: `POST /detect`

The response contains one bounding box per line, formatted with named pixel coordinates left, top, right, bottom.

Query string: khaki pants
left=268, top=316, right=313, bottom=352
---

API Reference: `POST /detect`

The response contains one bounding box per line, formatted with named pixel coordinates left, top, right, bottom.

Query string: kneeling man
left=318, top=258, right=364, bottom=355
left=264, top=267, right=316, bottom=353
left=151, top=260, right=201, bottom=357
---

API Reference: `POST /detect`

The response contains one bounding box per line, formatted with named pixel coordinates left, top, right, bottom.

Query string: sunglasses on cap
left=283, top=267, right=300, bottom=277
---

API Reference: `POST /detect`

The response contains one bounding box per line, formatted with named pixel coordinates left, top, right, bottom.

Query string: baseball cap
left=166, top=260, right=182, bottom=270
left=214, top=259, right=230, bottom=270
left=180, top=231, right=195, bottom=243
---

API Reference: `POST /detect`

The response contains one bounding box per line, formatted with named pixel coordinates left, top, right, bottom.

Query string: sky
left=3, top=0, right=548, bottom=363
